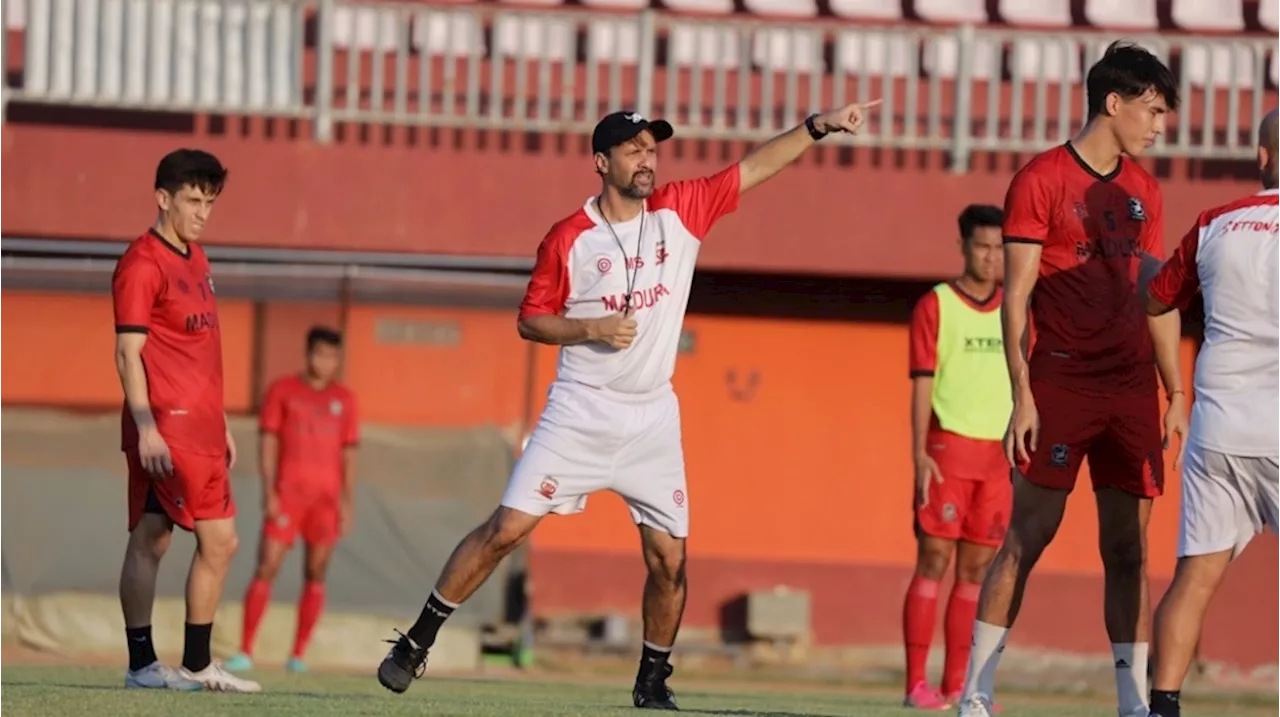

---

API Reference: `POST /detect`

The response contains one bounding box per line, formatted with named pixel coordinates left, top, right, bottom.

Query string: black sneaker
left=633, top=661, right=678, bottom=710
left=377, top=630, right=428, bottom=694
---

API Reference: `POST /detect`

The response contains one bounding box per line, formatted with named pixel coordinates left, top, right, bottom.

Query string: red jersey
left=1002, top=144, right=1164, bottom=396
left=113, top=230, right=226, bottom=456
left=260, top=374, right=359, bottom=497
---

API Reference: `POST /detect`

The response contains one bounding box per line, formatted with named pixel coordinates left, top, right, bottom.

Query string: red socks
left=241, top=578, right=272, bottom=655
left=903, top=575, right=940, bottom=691
left=293, top=581, right=326, bottom=659
left=942, top=581, right=982, bottom=695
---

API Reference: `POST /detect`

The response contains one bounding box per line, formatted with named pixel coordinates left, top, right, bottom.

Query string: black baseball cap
left=591, top=111, right=674, bottom=155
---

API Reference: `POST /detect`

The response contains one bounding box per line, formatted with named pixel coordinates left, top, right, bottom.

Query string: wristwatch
left=805, top=114, right=827, bottom=141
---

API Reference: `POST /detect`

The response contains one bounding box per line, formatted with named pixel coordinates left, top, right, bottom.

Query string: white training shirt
left=1149, top=188, right=1279, bottom=457
left=518, top=164, right=741, bottom=394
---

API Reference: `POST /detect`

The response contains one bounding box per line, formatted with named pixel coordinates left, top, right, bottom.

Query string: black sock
left=1150, top=689, right=1181, bottom=717
left=638, top=642, right=671, bottom=680
left=181, top=622, right=213, bottom=673
left=126, top=626, right=159, bottom=672
left=406, top=591, right=456, bottom=648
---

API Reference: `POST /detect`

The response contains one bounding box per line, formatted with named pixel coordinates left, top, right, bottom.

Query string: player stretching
left=903, top=205, right=1011, bottom=710
left=375, top=102, right=880, bottom=709
left=1143, top=109, right=1279, bottom=717
left=114, top=149, right=260, bottom=693
left=225, top=327, right=359, bottom=674
left=955, top=41, right=1179, bottom=717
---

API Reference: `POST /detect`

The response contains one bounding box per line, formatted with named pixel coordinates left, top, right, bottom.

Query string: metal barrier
left=4, top=0, right=1274, bottom=169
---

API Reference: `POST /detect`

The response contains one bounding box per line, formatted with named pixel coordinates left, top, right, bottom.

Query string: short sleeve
left=909, top=290, right=940, bottom=377
left=259, top=380, right=286, bottom=434
left=112, top=253, right=163, bottom=333
left=1002, top=166, right=1052, bottom=245
left=1148, top=221, right=1202, bottom=311
left=342, top=392, right=360, bottom=446
left=518, top=227, right=572, bottom=320
left=651, top=164, right=742, bottom=240
left=1140, top=180, right=1166, bottom=258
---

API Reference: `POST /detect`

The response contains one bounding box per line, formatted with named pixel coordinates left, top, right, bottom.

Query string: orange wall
left=528, top=314, right=1199, bottom=580
left=0, top=289, right=1204, bottom=582
left=1, top=291, right=255, bottom=412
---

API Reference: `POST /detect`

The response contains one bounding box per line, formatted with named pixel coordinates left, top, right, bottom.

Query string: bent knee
left=197, top=528, right=240, bottom=566
left=484, top=510, right=537, bottom=554
left=644, top=545, right=687, bottom=586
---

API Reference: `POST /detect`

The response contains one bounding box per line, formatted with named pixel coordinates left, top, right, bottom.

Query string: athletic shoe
left=180, top=662, right=263, bottom=693
left=124, top=661, right=204, bottom=691
left=633, top=661, right=678, bottom=710
left=377, top=630, right=428, bottom=694
left=956, top=693, right=995, bottom=717
left=904, top=682, right=951, bottom=709
left=285, top=657, right=307, bottom=673
left=946, top=693, right=1003, bottom=713
left=222, top=653, right=254, bottom=672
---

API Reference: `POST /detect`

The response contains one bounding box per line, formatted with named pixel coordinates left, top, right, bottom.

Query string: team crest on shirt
left=1072, top=202, right=1090, bottom=220
left=330, top=399, right=343, bottom=416
left=1049, top=444, right=1070, bottom=468
left=1127, top=197, right=1147, bottom=221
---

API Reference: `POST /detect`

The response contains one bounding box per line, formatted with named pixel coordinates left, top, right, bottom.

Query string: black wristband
left=805, top=114, right=827, bottom=141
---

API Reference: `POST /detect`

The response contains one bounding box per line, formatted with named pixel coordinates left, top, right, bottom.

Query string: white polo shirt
left=518, top=165, right=741, bottom=394
left=1149, top=188, right=1280, bottom=457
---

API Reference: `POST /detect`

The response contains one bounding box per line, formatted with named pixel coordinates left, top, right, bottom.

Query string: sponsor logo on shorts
left=672, top=489, right=685, bottom=507
left=942, top=503, right=957, bottom=523
left=1049, top=443, right=1070, bottom=468
left=536, top=476, right=559, bottom=500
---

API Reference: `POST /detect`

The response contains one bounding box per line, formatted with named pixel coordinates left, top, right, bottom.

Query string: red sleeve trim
left=518, top=212, right=591, bottom=320
left=908, top=289, right=941, bottom=376
left=649, top=164, right=742, bottom=240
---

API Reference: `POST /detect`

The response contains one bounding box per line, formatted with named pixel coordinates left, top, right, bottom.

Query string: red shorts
left=914, top=430, right=1011, bottom=547
left=1020, top=381, right=1164, bottom=497
left=262, top=491, right=341, bottom=547
left=127, top=449, right=235, bottom=532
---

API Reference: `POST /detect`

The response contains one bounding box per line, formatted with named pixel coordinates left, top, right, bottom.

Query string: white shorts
left=1178, top=441, right=1279, bottom=559
left=501, top=380, right=689, bottom=538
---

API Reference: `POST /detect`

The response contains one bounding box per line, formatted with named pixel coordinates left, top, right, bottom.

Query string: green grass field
left=1, top=666, right=1273, bottom=717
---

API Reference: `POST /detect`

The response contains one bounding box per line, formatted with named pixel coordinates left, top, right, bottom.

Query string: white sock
left=1113, top=642, right=1150, bottom=714
left=960, top=621, right=1009, bottom=699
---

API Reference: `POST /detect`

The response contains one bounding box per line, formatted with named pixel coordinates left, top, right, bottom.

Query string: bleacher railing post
left=635, top=8, right=657, bottom=118
left=949, top=23, right=975, bottom=174
left=313, top=0, right=335, bottom=143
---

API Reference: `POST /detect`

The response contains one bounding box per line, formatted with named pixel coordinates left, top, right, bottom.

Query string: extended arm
left=738, top=101, right=881, bottom=194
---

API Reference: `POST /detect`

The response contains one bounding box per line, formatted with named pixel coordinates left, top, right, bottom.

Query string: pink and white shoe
left=904, top=682, right=951, bottom=710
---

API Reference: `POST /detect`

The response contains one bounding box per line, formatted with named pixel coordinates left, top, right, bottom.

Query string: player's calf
left=1149, top=551, right=1233, bottom=717
left=379, top=508, right=540, bottom=695
left=634, top=527, right=686, bottom=711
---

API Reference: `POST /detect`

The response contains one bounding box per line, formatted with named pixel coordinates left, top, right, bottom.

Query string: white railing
left=4, top=0, right=1275, bottom=170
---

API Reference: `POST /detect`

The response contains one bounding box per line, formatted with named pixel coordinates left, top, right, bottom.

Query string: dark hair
left=306, top=326, right=343, bottom=352
left=155, top=149, right=229, bottom=196
left=1086, top=41, right=1179, bottom=120
left=958, top=204, right=1004, bottom=242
